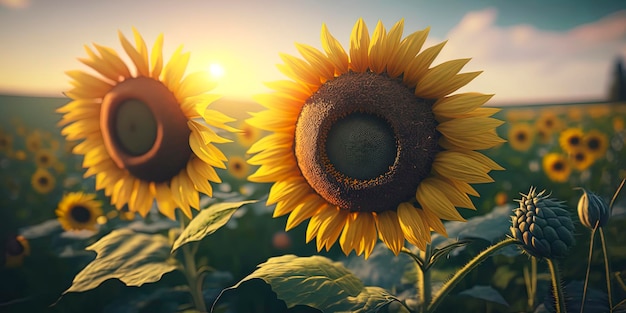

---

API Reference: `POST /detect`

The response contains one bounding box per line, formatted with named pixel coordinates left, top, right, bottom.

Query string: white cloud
left=427, top=8, right=626, bottom=105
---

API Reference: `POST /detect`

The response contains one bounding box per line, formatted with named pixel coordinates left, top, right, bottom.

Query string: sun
left=209, top=63, right=225, bottom=79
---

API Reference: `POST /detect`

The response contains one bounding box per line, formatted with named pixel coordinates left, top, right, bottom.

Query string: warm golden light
left=209, top=63, right=225, bottom=79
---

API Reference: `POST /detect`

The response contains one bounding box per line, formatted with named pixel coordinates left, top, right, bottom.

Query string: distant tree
left=609, top=56, right=626, bottom=101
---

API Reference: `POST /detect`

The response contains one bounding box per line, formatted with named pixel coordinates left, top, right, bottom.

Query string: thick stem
left=599, top=227, right=614, bottom=312
left=427, top=238, right=519, bottom=313
left=547, top=258, right=566, bottom=313
left=177, top=211, right=207, bottom=312
left=418, top=245, right=432, bottom=313
left=580, top=225, right=597, bottom=313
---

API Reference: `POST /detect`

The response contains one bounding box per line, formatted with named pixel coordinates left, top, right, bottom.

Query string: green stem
left=546, top=258, right=566, bottom=313
left=418, top=245, right=432, bottom=313
left=599, top=227, right=613, bottom=312
left=427, top=238, right=519, bottom=313
left=580, top=225, right=597, bottom=313
left=177, top=211, right=207, bottom=312
left=524, top=256, right=537, bottom=311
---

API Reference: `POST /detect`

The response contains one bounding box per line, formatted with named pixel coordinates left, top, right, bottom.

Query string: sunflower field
left=1, top=21, right=626, bottom=313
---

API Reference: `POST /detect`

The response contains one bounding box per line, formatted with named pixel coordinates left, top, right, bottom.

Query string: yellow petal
left=397, top=202, right=427, bottom=251
left=403, top=41, right=446, bottom=87
left=316, top=207, right=348, bottom=251
left=349, top=18, right=370, bottom=73
left=285, top=195, right=325, bottom=231
left=367, top=20, right=387, bottom=74
left=416, top=178, right=466, bottom=222
left=432, top=151, right=495, bottom=184
left=118, top=30, right=149, bottom=77
left=432, top=93, right=494, bottom=118
left=150, top=33, right=164, bottom=79
left=375, top=210, right=405, bottom=256
left=295, top=43, right=335, bottom=82
left=153, top=182, right=177, bottom=220
left=320, top=23, right=349, bottom=74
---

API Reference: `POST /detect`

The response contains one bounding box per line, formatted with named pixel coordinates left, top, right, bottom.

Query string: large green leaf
left=171, top=200, right=256, bottom=253
left=62, top=229, right=176, bottom=294
left=217, top=254, right=399, bottom=312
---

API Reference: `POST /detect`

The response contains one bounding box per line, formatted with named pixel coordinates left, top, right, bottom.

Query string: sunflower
left=34, top=148, right=56, bottom=168
left=507, top=123, right=534, bottom=151
left=13, top=150, right=27, bottom=161
left=58, top=28, right=235, bottom=220
left=0, top=132, right=13, bottom=155
left=31, top=168, right=56, bottom=194
left=542, top=152, right=571, bottom=182
left=535, top=110, right=561, bottom=135
left=582, top=129, right=608, bottom=160
left=227, top=155, right=250, bottom=179
left=613, top=116, right=624, bottom=132
left=568, top=148, right=594, bottom=171
left=25, top=130, right=42, bottom=152
left=558, top=128, right=584, bottom=153
left=4, top=235, right=30, bottom=268
left=56, top=192, right=104, bottom=231
left=235, top=121, right=262, bottom=148
left=247, top=19, right=504, bottom=258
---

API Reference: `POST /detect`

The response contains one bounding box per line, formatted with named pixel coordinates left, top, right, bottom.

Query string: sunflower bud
left=510, top=187, right=576, bottom=259
left=576, top=188, right=610, bottom=229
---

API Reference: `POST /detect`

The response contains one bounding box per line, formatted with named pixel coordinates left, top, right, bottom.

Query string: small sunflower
left=56, top=192, right=104, bottom=231
left=235, top=121, right=262, bottom=148
left=0, top=132, right=13, bottom=154
left=58, top=28, right=235, bottom=220
left=227, top=155, right=250, bottom=179
left=25, top=130, right=43, bottom=152
left=31, top=168, right=56, bottom=194
left=507, top=123, right=534, bottom=151
left=614, top=116, right=624, bottom=132
left=568, top=148, right=594, bottom=171
left=542, top=152, right=571, bottom=182
left=582, top=129, right=608, bottom=160
left=247, top=19, right=504, bottom=257
left=4, top=235, right=30, bottom=268
left=558, top=128, right=584, bottom=153
left=535, top=110, right=561, bottom=135
left=34, top=148, right=56, bottom=168
left=567, top=107, right=583, bottom=121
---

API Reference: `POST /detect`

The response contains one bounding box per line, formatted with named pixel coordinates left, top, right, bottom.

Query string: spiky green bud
left=576, top=188, right=610, bottom=229
left=510, top=187, right=576, bottom=259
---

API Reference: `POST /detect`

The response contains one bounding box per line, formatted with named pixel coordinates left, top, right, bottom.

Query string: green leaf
left=219, top=255, right=363, bottom=309
left=62, top=229, right=176, bottom=294
left=458, top=285, right=509, bottom=307
left=428, top=239, right=472, bottom=269
left=171, top=200, right=256, bottom=253
left=324, top=286, right=400, bottom=313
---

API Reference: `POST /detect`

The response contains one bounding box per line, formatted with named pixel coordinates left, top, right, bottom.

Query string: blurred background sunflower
left=30, top=168, right=56, bottom=194
left=55, top=191, right=103, bottom=232
left=508, top=123, right=534, bottom=152
left=58, top=29, right=236, bottom=220
left=558, top=128, right=584, bottom=153
left=247, top=18, right=504, bottom=257
left=542, top=152, right=571, bottom=182
left=583, top=129, right=609, bottom=160
left=34, top=148, right=56, bottom=169
left=3, top=235, right=30, bottom=268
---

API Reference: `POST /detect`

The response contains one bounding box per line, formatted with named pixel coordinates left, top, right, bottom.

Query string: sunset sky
left=0, top=0, right=625, bottom=105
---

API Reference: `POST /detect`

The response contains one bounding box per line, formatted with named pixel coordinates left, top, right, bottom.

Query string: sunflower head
left=583, top=130, right=608, bottom=160
left=508, top=123, right=534, bottom=152
left=4, top=235, right=30, bottom=268
left=25, top=130, right=42, bottom=152
left=558, top=128, right=584, bottom=153
left=247, top=18, right=504, bottom=258
left=58, top=28, right=235, bottom=220
left=227, top=155, right=250, bottom=180
left=510, top=187, right=575, bottom=259
left=542, top=152, right=571, bottom=183
left=31, top=168, right=56, bottom=194
left=56, top=192, right=104, bottom=232
left=568, top=148, right=594, bottom=171
left=34, top=148, right=56, bottom=168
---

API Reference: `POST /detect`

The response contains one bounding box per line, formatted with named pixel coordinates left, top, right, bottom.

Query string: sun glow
left=209, top=63, right=225, bottom=79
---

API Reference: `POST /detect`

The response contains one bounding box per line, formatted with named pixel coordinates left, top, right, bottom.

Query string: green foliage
left=219, top=254, right=400, bottom=312
left=171, top=200, right=257, bottom=253
left=62, top=229, right=177, bottom=295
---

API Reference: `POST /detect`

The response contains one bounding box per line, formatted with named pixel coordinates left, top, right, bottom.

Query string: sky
left=0, top=0, right=625, bottom=105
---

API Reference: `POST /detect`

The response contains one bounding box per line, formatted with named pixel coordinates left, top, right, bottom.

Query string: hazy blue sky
left=1, top=0, right=625, bottom=104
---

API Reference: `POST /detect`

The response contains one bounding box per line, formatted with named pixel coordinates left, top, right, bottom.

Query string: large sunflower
left=508, top=123, right=534, bottom=152
left=58, top=29, right=235, bottom=220
left=247, top=19, right=504, bottom=257
left=31, top=168, right=56, bottom=194
left=56, top=192, right=104, bottom=231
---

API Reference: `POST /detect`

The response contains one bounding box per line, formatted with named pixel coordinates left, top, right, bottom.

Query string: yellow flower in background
left=558, top=128, right=584, bottom=153
left=613, top=116, right=624, bottom=132
left=587, top=104, right=611, bottom=118
left=568, top=148, right=594, bottom=171
left=31, top=168, right=56, bottom=194
left=0, top=132, right=13, bottom=155
left=4, top=235, right=30, bottom=268
left=536, top=128, right=553, bottom=145
left=53, top=161, right=66, bottom=174
left=227, top=156, right=250, bottom=179
left=13, top=150, right=27, bottom=161
left=34, top=148, right=56, bottom=168
left=58, top=28, right=235, bottom=220
left=494, top=192, right=508, bottom=206
left=583, top=129, right=608, bottom=160
left=25, top=130, right=42, bottom=152
left=507, top=123, right=534, bottom=151
left=56, top=192, right=104, bottom=231
left=567, top=106, right=583, bottom=121
left=235, top=121, right=262, bottom=148
left=535, top=110, right=561, bottom=135
left=542, top=152, right=571, bottom=182
left=247, top=18, right=504, bottom=258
